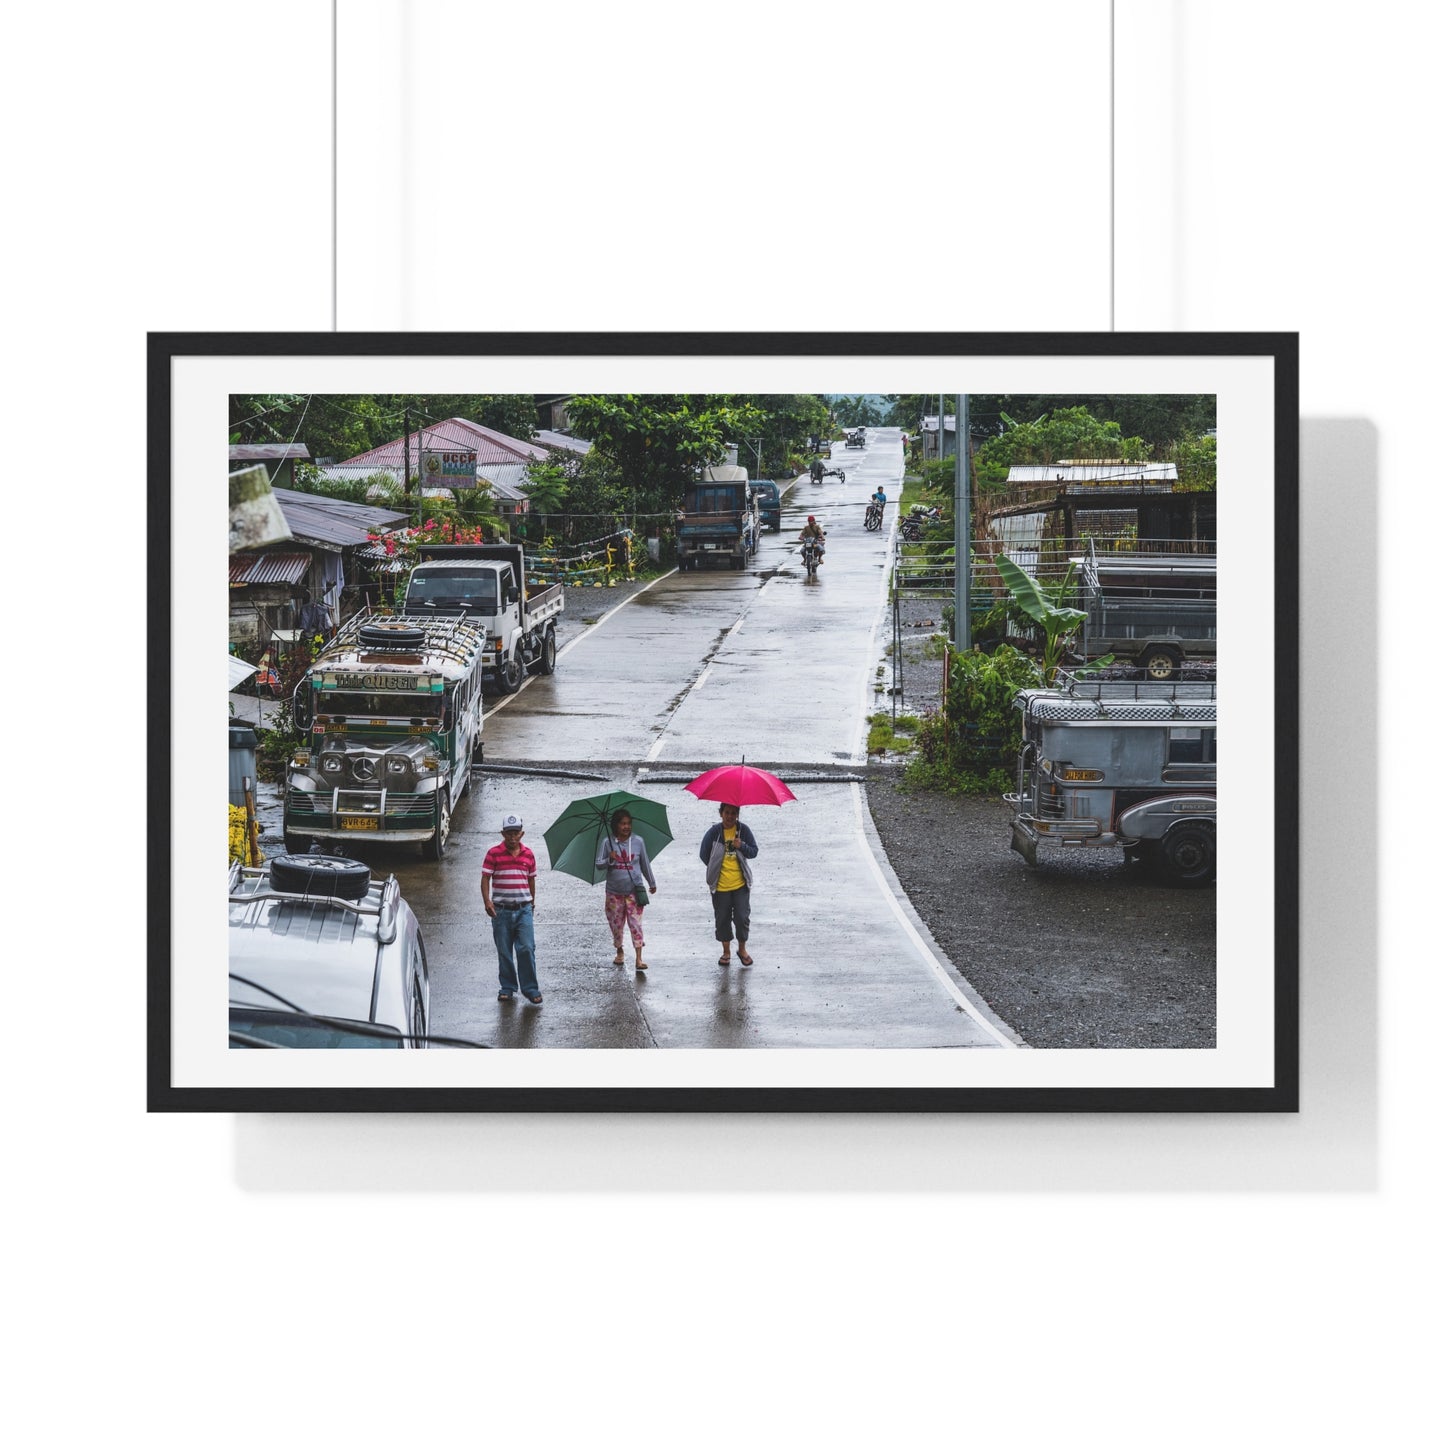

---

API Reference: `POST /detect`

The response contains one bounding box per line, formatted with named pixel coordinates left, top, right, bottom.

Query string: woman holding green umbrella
left=594, top=808, right=657, bottom=970
left=543, top=791, right=671, bottom=973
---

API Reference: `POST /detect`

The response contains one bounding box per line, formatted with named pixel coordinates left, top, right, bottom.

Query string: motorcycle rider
left=799, top=514, right=826, bottom=564
left=809, top=457, right=825, bottom=484
left=867, top=486, right=886, bottom=528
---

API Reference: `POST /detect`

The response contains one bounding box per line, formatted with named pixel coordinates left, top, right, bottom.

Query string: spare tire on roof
left=269, top=853, right=372, bottom=901
left=358, top=621, right=426, bottom=650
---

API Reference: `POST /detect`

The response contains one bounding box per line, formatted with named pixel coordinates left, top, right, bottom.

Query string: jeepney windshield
left=320, top=690, right=444, bottom=719
left=407, top=568, right=500, bottom=613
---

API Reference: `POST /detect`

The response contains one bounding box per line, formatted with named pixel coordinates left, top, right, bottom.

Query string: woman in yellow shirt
left=698, top=802, right=760, bottom=966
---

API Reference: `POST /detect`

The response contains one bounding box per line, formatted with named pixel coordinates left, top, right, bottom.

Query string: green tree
left=969, top=395, right=1215, bottom=445
left=995, top=556, right=1095, bottom=684
left=1169, top=431, right=1217, bottom=492
left=734, top=393, right=832, bottom=476
left=973, top=406, right=1149, bottom=490
left=832, top=395, right=883, bottom=428
left=565, top=394, right=767, bottom=511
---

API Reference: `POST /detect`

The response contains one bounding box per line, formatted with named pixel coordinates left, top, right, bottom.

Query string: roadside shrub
left=905, top=643, right=1041, bottom=790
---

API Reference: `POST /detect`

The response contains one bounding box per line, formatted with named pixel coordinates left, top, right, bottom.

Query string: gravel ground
left=863, top=768, right=1216, bottom=1048
left=864, top=600, right=1216, bottom=1048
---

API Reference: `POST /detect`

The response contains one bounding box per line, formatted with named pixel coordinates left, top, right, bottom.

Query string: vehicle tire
left=269, top=852, right=371, bottom=900
left=358, top=621, right=426, bottom=650
left=1159, top=821, right=1214, bottom=886
left=838, top=470, right=846, bottom=483
left=282, top=826, right=306, bottom=854
left=422, top=792, right=451, bottom=860
left=499, top=651, right=524, bottom=694
left=537, top=626, right=557, bottom=675
left=1141, top=646, right=1180, bottom=681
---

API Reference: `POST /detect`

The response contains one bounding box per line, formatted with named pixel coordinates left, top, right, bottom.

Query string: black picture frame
left=150, top=331, right=1298, bottom=1113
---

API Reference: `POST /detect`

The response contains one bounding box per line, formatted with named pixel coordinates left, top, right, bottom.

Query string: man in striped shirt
left=481, top=813, right=542, bottom=1004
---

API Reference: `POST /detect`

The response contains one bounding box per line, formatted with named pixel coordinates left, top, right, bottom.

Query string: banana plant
left=995, top=556, right=1110, bottom=684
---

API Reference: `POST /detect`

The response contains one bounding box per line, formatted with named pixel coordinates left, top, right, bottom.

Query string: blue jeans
left=491, top=904, right=539, bottom=996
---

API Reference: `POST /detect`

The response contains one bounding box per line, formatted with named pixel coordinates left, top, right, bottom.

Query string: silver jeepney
left=1005, top=674, right=1217, bottom=885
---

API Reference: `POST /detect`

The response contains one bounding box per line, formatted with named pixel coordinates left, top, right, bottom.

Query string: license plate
left=341, top=816, right=379, bottom=831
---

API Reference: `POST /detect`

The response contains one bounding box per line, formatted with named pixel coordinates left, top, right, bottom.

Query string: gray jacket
left=594, top=834, right=657, bottom=895
left=699, top=821, right=758, bottom=891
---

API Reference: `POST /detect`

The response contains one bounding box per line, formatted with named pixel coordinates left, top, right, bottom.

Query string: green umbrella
left=542, top=790, right=673, bottom=884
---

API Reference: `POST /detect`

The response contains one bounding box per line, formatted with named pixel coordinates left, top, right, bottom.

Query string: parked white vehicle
left=403, top=543, right=563, bottom=693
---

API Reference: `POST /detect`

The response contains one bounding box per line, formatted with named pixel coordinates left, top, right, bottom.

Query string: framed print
left=149, top=331, right=1297, bottom=1112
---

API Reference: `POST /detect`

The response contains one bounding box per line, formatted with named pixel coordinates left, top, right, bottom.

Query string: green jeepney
left=282, top=611, right=487, bottom=860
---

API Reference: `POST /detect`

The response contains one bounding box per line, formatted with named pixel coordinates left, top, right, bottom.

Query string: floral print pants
left=605, top=891, right=645, bottom=948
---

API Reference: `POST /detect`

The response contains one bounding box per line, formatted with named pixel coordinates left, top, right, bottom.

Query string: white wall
left=12, top=3, right=1431, bottom=1441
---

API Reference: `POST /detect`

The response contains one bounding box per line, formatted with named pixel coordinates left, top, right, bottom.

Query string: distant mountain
left=824, top=393, right=891, bottom=408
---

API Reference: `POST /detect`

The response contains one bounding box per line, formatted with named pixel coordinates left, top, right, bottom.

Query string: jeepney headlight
left=385, top=754, right=412, bottom=777
left=320, top=753, right=344, bottom=776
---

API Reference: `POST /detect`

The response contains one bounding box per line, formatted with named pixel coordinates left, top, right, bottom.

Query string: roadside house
left=228, top=486, right=406, bottom=656
left=322, top=417, right=562, bottom=520
left=228, top=443, right=310, bottom=489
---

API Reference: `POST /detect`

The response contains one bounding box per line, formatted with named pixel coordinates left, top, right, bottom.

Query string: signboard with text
left=421, top=449, right=478, bottom=488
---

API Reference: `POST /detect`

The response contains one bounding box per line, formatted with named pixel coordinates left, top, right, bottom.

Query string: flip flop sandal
left=718, top=955, right=731, bottom=966
left=612, top=953, right=626, bottom=966
left=635, top=961, right=648, bottom=971
left=497, top=991, right=515, bottom=1002
left=738, top=952, right=754, bottom=967
left=524, top=993, right=543, bottom=1005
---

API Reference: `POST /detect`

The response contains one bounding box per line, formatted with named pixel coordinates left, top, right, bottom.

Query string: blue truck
left=677, top=465, right=760, bottom=571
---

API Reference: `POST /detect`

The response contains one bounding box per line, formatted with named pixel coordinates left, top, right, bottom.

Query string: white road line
left=851, top=511, right=901, bottom=765
left=850, top=781, right=1017, bottom=1048
left=635, top=571, right=760, bottom=756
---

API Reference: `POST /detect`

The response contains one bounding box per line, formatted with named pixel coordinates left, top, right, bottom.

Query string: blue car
left=752, top=479, right=782, bottom=531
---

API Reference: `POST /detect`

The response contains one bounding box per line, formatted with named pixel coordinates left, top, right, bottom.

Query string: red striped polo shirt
left=482, top=843, right=536, bottom=905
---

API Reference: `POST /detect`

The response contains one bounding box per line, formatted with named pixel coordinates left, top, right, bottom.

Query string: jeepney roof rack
left=1020, top=671, right=1217, bottom=723
left=319, top=606, right=488, bottom=670
left=1050, top=669, right=1216, bottom=703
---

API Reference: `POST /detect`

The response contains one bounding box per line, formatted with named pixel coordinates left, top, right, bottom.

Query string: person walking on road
left=482, top=813, right=542, bottom=1004
left=595, top=807, right=657, bottom=972
left=699, top=802, right=759, bottom=966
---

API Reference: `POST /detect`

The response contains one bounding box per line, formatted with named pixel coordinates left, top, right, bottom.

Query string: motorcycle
left=864, top=501, right=883, bottom=531
left=900, top=504, right=943, bottom=542
left=800, top=537, right=823, bottom=578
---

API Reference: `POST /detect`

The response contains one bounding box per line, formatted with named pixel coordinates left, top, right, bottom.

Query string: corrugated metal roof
left=535, top=429, right=592, bottom=455
left=1007, top=463, right=1178, bottom=483
left=229, top=443, right=311, bottom=461
left=230, top=550, right=312, bottom=586
left=337, top=417, right=550, bottom=470
left=271, top=488, right=408, bottom=548
left=315, top=463, right=531, bottom=505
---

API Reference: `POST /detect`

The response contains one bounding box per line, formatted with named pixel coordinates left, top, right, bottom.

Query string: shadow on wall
left=233, top=420, right=1378, bottom=1194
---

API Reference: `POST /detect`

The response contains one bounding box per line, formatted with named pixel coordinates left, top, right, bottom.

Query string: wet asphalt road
left=286, top=428, right=1017, bottom=1050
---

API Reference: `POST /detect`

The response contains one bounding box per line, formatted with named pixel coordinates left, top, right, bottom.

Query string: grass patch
left=867, top=712, right=920, bottom=755
left=922, top=632, right=949, bottom=658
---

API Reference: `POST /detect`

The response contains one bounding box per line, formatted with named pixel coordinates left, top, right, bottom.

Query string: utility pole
left=403, top=405, right=411, bottom=502
left=955, top=393, right=971, bottom=650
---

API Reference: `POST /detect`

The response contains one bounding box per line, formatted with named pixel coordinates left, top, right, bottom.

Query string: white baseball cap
left=501, top=814, right=524, bottom=830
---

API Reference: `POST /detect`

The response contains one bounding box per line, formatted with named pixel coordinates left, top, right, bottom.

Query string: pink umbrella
left=684, top=760, right=797, bottom=807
